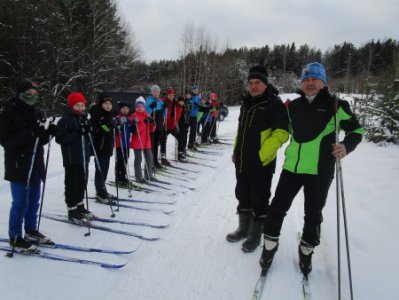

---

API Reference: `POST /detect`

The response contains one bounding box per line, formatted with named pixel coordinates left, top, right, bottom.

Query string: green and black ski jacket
left=283, top=88, right=364, bottom=177
left=234, top=85, right=289, bottom=174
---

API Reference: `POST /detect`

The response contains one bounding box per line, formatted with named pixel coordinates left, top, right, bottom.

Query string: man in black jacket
left=227, top=66, right=289, bottom=253
left=0, top=79, right=55, bottom=251
left=259, top=62, right=364, bottom=276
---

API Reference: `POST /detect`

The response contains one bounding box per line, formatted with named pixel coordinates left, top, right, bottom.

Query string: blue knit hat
left=191, top=85, right=198, bottom=91
left=301, top=62, right=327, bottom=83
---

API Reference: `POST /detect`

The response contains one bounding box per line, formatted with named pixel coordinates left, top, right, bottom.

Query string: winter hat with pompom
left=135, top=96, right=146, bottom=106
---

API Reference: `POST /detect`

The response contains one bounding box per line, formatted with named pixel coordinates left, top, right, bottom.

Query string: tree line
left=0, top=3, right=398, bottom=143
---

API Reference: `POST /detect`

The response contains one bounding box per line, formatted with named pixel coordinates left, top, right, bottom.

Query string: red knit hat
left=68, top=92, right=87, bottom=108
left=167, top=87, right=176, bottom=95
left=209, top=93, right=217, bottom=99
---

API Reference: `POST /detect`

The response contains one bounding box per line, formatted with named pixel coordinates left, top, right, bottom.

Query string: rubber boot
left=241, top=216, right=264, bottom=253
left=226, top=212, right=252, bottom=242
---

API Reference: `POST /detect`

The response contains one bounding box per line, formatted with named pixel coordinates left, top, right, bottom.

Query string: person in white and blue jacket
left=145, top=85, right=166, bottom=169
left=188, top=85, right=201, bottom=149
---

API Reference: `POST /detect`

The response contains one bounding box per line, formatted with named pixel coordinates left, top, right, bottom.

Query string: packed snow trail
left=1, top=101, right=399, bottom=299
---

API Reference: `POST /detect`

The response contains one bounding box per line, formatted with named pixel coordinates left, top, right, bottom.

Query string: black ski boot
left=161, top=156, right=172, bottom=166
left=9, top=237, right=39, bottom=254
left=68, top=208, right=89, bottom=225
left=242, top=216, right=264, bottom=253
left=24, top=230, right=54, bottom=245
left=259, top=235, right=279, bottom=270
left=154, top=160, right=163, bottom=169
left=299, top=240, right=314, bottom=277
left=178, top=152, right=186, bottom=161
left=77, top=204, right=95, bottom=221
left=95, top=191, right=117, bottom=205
left=226, top=212, right=252, bottom=242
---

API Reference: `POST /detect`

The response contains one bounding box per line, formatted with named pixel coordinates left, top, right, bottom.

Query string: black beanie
left=16, top=79, right=38, bottom=93
left=98, top=93, right=113, bottom=105
left=118, top=102, right=129, bottom=110
left=247, top=66, right=268, bottom=85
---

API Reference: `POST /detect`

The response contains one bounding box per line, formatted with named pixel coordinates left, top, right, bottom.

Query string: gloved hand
left=31, top=123, right=47, bottom=138
left=144, top=116, right=156, bottom=126
left=133, top=116, right=139, bottom=124
left=149, top=101, right=157, bottom=109
left=47, top=123, right=57, bottom=136
left=79, top=120, right=91, bottom=135
left=110, top=118, right=119, bottom=128
left=119, top=116, right=127, bottom=125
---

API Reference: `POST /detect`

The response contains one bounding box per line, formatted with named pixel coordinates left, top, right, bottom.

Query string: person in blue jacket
left=188, top=85, right=201, bottom=150
left=145, top=85, right=166, bottom=169
left=115, top=102, right=133, bottom=185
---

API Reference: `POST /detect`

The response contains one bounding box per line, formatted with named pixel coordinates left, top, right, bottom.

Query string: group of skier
left=0, top=81, right=223, bottom=252
left=229, top=62, right=363, bottom=278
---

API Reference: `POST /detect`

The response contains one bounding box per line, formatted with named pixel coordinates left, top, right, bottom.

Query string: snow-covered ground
left=0, top=99, right=398, bottom=300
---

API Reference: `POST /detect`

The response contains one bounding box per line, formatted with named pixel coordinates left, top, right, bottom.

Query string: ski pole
left=87, top=131, right=116, bottom=218
left=334, top=101, right=354, bottom=300
left=7, top=137, right=40, bottom=258
left=37, top=133, right=52, bottom=231
left=113, top=128, right=120, bottom=211
left=81, top=133, right=91, bottom=236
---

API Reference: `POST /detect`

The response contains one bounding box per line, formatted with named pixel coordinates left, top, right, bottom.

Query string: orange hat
left=67, top=92, right=87, bottom=108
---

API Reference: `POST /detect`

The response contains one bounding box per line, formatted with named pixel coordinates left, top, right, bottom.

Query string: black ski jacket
left=0, top=97, right=49, bottom=184
left=89, top=105, right=117, bottom=157
left=55, top=109, right=91, bottom=167
left=234, top=85, right=289, bottom=174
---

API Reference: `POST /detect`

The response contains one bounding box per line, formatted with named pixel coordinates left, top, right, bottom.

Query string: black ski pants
left=188, top=116, right=198, bottom=146
left=115, top=147, right=129, bottom=182
left=263, top=169, right=333, bottom=246
left=178, top=121, right=189, bottom=152
left=160, top=128, right=184, bottom=155
left=235, top=165, right=275, bottom=218
left=94, top=155, right=110, bottom=194
left=64, top=165, right=87, bottom=208
left=151, top=130, right=163, bottom=163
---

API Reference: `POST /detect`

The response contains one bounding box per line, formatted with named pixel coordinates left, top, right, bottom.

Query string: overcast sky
left=118, top=0, right=399, bottom=62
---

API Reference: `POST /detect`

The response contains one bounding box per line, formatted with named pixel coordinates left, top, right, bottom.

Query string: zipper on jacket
left=239, top=100, right=267, bottom=172
left=294, top=143, right=302, bottom=173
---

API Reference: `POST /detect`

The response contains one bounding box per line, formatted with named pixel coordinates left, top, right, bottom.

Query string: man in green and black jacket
left=227, top=66, right=289, bottom=253
left=259, top=62, right=364, bottom=276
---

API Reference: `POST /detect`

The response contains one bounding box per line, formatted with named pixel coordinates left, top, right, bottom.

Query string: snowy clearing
left=0, top=99, right=398, bottom=300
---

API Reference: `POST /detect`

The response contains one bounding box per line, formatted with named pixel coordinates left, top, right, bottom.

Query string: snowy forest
left=0, top=0, right=398, bottom=143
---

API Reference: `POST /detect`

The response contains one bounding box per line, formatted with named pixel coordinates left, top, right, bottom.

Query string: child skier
left=131, top=97, right=156, bottom=183
left=89, top=93, right=119, bottom=203
left=145, top=85, right=166, bottom=169
left=209, top=93, right=221, bottom=143
left=177, top=90, right=191, bottom=160
left=55, top=92, right=93, bottom=224
left=197, top=96, right=212, bottom=144
left=160, top=88, right=185, bottom=164
left=115, top=102, right=132, bottom=185
left=0, top=79, right=55, bottom=251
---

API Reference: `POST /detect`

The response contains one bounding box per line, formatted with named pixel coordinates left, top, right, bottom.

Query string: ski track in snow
left=1, top=100, right=399, bottom=299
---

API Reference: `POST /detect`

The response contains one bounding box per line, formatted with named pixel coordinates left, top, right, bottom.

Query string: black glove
left=79, top=120, right=91, bottom=135
left=47, top=123, right=57, bottom=136
left=149, top=101, right=157, bottom=109
left=31, top=123, right=47, bottom=138
left=145, top=116, right=155, bottom=126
